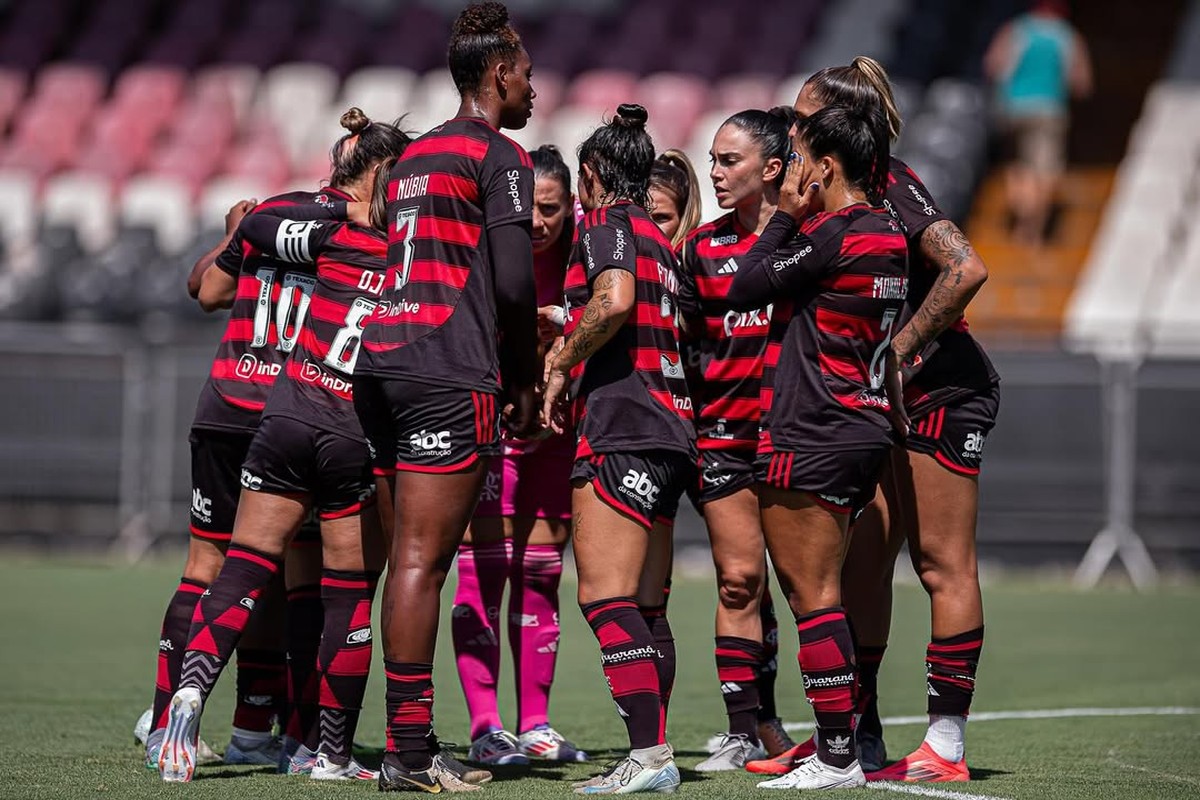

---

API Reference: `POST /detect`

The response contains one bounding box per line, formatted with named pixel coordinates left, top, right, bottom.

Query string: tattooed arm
left=890, top=219, right=989, bottom=364
left=540, top=269, right=635, bottom=432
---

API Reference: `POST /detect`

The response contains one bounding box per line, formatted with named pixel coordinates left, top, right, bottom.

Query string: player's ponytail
left=649, top=149, right=702, bottom=249
left=577, top=103, right=655, bottom=208
left=370, top=156, right=398, bottom=232
left=805, top=56, right=903, bottom=143
left=329, top=109, right=412, bottom=190
left=448, top=1, right=523, bottom=96
left=799, top=105, right=890, bottom=205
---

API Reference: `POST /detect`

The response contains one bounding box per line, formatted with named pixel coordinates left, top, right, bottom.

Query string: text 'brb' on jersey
left=679, top=213, right=769, bottom=452
left=761, top=205, right=908, bottom=453
left=563, top=203, right=696, bottom=459
left=883, top=157, right=999, bottom=416
left=259, top=220, right=388, bottom=442
left=194, top=188, right=351, bottom=434
left=357, top=117, right=533, bottom=393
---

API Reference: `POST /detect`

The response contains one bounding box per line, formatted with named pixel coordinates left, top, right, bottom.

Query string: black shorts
left=571, top=450, right=694, bottom=529
left=906, top=385, right=1000, bottom=476
left=240, top=415, right=376, bottom=520
left=189, top=428, right=252, bottom=542
left=691, top=448, right=757, bottom=506
left=354, top=376, right=500, bottom=474
left=754, top=446, right=888, bottom=516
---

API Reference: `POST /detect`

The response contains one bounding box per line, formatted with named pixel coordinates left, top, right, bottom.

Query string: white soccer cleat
left=223, top=732, right=283, bottom=765
left=518, top=726, right=589, bottom=762
left=575, top=746, right=679, bottom=794
left=310, top=751, right=380, bottom=781
left=158, top=688, right=203, bottom=783
left=133, top=707, right=153, bottom=746
left=695, top=733, right=766, bottom=772
left=468, top=729, right=529, bottom=765
left=756, top=755, right=866, bottom=790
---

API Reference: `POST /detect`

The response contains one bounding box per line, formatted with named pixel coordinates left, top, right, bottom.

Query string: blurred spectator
left=985, top=0, right=1092, bottom=246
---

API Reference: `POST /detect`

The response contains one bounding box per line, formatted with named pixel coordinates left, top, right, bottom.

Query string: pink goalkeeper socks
left=451, top=540, right=511, bottom=740
left=509, top=542, right=564, bottom=733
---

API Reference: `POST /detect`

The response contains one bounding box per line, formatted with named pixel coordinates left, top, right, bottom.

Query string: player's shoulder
left=254, top=188, right=342, bottom=213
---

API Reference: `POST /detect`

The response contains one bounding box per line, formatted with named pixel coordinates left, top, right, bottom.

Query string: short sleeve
left=214, top=231, right=246, bottom=277
left=481, top=139, right=534, bottom=229
left=580, top=215, right=635, bottom=284
left=884, top=159, right=949, bottom=243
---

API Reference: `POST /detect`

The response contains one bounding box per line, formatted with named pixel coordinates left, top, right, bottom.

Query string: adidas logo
left=927, top=682, right=941, bottom=697
left=537, top=641, right=559, bottom=654
left=828, top=734, right=852, bottom=756
left=511, top=612, right=540, bottom=628
left=717, top=258, right=738, bottom=275
left=719, top=681, right=742, bottom=695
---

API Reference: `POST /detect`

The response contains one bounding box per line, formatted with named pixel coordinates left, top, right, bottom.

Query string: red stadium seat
left=711, top=74, right=780, bottom=114
left=32, top=63, right=106, bottom=120
left=637, top=72, right=708, bottom=148
left=121, top=175, right=196, bottom=255
left=566, top=69, right=639, bottom=114
left=0, top=69, right=28, bottom=136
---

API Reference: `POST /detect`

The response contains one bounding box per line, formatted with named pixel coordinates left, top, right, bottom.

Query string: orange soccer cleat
left=866, top=741, right=970, bottom=783
left=744, top=737, right=816, bottom=775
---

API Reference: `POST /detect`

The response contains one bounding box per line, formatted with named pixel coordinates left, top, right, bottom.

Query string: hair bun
left=614, top=103, right=648, bottom=128
left=453, top=1, right=510, bottom=36
left=340, top=107, right=371, bottom=134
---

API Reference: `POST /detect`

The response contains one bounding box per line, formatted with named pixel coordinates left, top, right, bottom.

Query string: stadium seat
left=406, top=69, right=462, bottom=135
left=0, top=68, right=27, bottom=135
left=193, top=65, right=262, bottom=126
left=544, top=104, right=605, bottom=157
left=41, top=171, right=116, bottom=253
left=199, top=176, right=270, bottom=232
left=340, top=66, right=420, bottom=123
left=261, top=62, right=341, bottom=165
left=0, top=170, right=38, bottom=245
left=637, top=72, right=707, bottom=148
left=567, top=69, right=639, bottom=114
left=121, top=176, right=196, bottom=256
left=32, top=63, right=107, bottom=120
left=1151, top=225, right=1200, bottom=356
left=711, top=74, right=779, bottom=114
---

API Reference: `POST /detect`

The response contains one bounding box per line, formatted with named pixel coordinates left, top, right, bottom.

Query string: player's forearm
left=551, top=270, right=633, bottom=372
left=186, top=238, right=231, bottom=298
left=891, top=220, right=988, bottom=361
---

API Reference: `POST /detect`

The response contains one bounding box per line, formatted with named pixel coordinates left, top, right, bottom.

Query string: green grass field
left=0, top=558, right=1197, bottom=800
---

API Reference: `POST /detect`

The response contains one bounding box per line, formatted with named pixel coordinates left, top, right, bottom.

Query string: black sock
left=151, top=578, right=207, bottom=731
left=715, top=636, right=763, bottom=740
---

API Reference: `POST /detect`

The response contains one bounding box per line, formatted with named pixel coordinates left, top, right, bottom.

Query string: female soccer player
left=796, top=57, right=1001, bottom=783
left=725, top=104, right=907, bottom=790
left=142, top=110, right=398, bottom=773
left=541, top=103, right=696, bottom=795
left=452, top=144, right=586, bottom=766
left=158, top=110, right=412, bottom=784
left=674, top=107, right=800, bottom=772
left=648, top=149, right=703, bottom=249
left=352, top=2, right=541, bottom=792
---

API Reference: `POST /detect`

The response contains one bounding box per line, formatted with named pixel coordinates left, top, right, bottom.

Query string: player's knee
left=182, top=540, right=226, bottom=584
left=717, top=569, right=762, bottom=611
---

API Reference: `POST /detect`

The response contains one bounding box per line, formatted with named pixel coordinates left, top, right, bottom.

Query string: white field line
left=869, top=783, right=1011, bottom=800
left=1107, top=747, right=1200, bottom=788
left=783, top=706, right=1200, bottom=732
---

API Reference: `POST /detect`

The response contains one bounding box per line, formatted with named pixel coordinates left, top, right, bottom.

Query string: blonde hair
left=650, top=149, right=703, bottom=249
left=805, top=56, right=903, bottom=143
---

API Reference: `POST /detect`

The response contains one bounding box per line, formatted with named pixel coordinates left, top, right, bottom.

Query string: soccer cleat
left=745, top=737, right=816, bottom=775
left=286, top=743, right=319, bottom=776
left=435, top=751, right=493, bottom=785
left=467, top=729, right=529, bottom=765
left=379, top=755, right=482, bottom=793
left=134, top=707, right=153, bottom=746
left=518, top=726, right=589, bottom=762
left=158, top=687, right=203, bottom=782
left=310, top=751, right=380, bottom=781
left=857, top=730, right=887, bottom=773
left=756, top=718, right=797, bottom=758
left=865, top=740, right=969, bottom=783
left=756, top=755, right=865, bottom=789
left=695, top=733, right=766, bottom=772
left=144, top=729, right=164, bottom=771
left=224, top=732, right=283, bottom=766
left=574, top=747, right=680, bottom=794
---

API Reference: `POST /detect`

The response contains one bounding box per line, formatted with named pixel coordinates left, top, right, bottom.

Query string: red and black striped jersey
left=727, top=206, right=909, bottom=453
left=191, top=188, right=351, bottom=434
left=236, top=214, right=387, bottom=441
left=563, top=202, right=696, bottom=459
left=677, top=212, right=769, bottom=451
left=883, top=157, right=999, bottom=416
left=357, top=117, right=533, bottom=393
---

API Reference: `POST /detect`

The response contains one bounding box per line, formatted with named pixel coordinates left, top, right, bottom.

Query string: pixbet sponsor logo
left=772, top=244, right=813, bottom=272
left=507, top=169, right=523, bottom=212
left=299, top=360, right=353, bottom=393
left=619, top=469, right=660, bottom=507
left=234, top=353, right=281, bottom=380
left=409, top=429, right=452, bottom=457
left=190, top=489, right=212, bottom=524
left=240, top=469, right=263, bottom=490
left=722, top=305, right=771, bottom=336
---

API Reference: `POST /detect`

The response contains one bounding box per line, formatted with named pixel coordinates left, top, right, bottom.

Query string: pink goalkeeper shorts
left=474, top=432, right=574, bottom=520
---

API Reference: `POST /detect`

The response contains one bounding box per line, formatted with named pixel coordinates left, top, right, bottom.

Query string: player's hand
left=502, top=383, right=540, bottom=439
left=225, top=199, right=257, bottom=234
left=537, top=305, right=565, bottom=343
left=778, top=149, right=820, bottom=223
left=540, top=362, right=571, bottom=435
left=347, top=201, right=371, bottom=228
left=883, top=347, right=911, bottom=438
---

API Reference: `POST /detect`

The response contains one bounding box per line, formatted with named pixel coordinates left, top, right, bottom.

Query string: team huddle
left=136, top=1, right=1000, bottom=793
